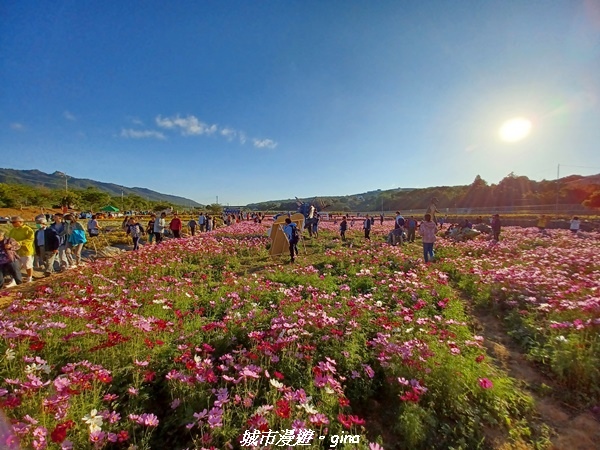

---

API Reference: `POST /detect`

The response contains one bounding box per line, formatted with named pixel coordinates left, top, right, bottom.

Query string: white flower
left=254, top=405, right=273, bottom=416
left=269, top=379, right=284, bottom=389
left=82, top=409, right=103, bottom=432
left=297, top=402, right=318, bottom=414
left=5, top=348, right=15, bottom=361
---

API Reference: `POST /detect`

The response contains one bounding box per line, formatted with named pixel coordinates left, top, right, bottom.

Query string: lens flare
left=499, top=117, right=532, bottom=143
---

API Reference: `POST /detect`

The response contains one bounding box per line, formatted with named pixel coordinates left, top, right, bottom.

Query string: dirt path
left=473, top=310, right=600, bottom=450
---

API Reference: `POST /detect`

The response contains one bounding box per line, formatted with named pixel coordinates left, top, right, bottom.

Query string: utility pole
left=555, top=164, right=560, bottom=216
left=121, top=188, right=124, bottom=212
left=56, top=171, right=68, bottom=193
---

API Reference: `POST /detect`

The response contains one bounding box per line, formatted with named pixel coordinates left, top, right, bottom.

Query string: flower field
left=1, top=220, right=598, bottom=449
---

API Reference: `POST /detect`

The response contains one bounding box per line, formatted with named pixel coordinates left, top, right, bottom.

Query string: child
left=569, top=216, right=580, bottom=234
left=146, top=215, right=156, bottom=244
left=419, top=213, right=438, bottom=263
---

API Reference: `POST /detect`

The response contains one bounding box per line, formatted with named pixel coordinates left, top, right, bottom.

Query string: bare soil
left=473, top=310, right=600, bottom=449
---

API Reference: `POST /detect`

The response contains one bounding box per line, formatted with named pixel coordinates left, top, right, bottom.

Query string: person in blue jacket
left=283, top=218, right=299, bottom=263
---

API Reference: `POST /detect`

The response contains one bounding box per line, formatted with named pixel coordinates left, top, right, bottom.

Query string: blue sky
left=1, top=1, right=599, bottom=206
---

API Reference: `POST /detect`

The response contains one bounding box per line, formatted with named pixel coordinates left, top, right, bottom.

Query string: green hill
left=0, top=168, right=202, bottom=207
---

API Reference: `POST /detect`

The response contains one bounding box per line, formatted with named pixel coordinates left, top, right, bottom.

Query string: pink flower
left=478, top=378, right=493, bottom=389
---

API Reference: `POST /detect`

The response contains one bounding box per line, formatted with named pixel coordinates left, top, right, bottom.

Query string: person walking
left=198, top=213, right=206, bottom=232
left=146, top=214, right=156, bottom=244
left=49, top=213, right=70, bottom=271
left=340, top=216, right=348, bottom=241
left=491, top=214, right=502, bottom=242
left=419, top=213, right=438, bottom=263
left=126, top=217, right=144, bottom=250
left=153, top=212, right=167, bottom=243
left=363, top=214, right=372, bottom=240
left=34, top=215, right=60, bottom=276
left=283, top=218, right=299, bottom=263
left=0, top=229, right=21, bottom=288
left=427, top=198, right=440, bottom=225
left=406, top=216, right=417, bottom=243
left=187, top=218, right=198, bottom=236
left=380, top=213, right=384, bottom=225
left=312, top=213, right=320, bottom=238
left=64, top=214, right=87, bottom=267
left=169, top=213, right=182, bottom=238
left=8, top=216, right=35, bottom=282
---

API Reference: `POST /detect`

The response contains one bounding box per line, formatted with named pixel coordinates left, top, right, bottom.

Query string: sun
left=498, top=117, right=532, bottom=143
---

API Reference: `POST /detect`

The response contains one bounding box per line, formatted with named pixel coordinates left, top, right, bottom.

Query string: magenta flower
left=478, top=378, right=493, bottom=389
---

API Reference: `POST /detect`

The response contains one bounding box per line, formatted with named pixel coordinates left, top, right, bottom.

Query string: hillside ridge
left=0, top=168, right=202, bottom=207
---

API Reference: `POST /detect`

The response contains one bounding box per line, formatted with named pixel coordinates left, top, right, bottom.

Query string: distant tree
left=583, top=191, right=600, bottom=208
left=152, top=203, right=171, bottom=212
left=79, top=187, right=111, bottom=211
left=461, top=175, right=491, bottom=207
left=126, top=195, right=149, bottom=211
left=61, top=192, right=81, bottom=209
left=206, top=203, right=223, bottom=215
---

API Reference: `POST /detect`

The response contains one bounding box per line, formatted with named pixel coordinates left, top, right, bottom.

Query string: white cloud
left=156, top=114, right=217, bottom=136
left=150, top=114, right=277, bottom=148
left=63, top=111, right=76, bottom=121
left=253, top=138, right=278, bottom=149
left=220, top=127, right=237, bottom=141
left=120, top=128, right=166, bottom=140
left=128, top=116, right=144, bottom=126
left=10, top=122, right=24, bottom=131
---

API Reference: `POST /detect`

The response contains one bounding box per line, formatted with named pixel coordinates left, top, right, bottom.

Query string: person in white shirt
left=153, top=212, right=167, bottom=243
left=569, top=216, right=581, bottom=234
left=87, top=215, right=100, bottom=237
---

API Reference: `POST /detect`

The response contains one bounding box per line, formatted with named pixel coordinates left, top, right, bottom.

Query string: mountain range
left=2, top=168, right=599, bottom=212
left=0, top=168, right=202, bottom=207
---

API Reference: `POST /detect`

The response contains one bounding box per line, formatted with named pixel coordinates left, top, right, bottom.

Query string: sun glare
left=499, top=117, right=532, bottom=143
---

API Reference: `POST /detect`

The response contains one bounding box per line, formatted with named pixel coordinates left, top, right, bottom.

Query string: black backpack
left=290, top=225, right=300, bottom=244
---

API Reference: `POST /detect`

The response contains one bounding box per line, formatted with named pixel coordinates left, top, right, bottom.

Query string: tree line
left=0, top=183, right=180, bottom=213
left=247, top=173, right=600, bottom=212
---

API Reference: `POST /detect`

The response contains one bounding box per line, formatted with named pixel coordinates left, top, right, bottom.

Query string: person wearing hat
left=34, top=215, right=60, bottom=276
left=7, top=216, right=35, bottom=282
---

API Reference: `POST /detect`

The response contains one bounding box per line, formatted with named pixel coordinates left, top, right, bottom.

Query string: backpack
left=290, top=225, right=300, bottom=244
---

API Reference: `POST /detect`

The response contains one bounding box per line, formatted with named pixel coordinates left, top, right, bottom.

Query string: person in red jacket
left=169, top=213, right=183, bottom=238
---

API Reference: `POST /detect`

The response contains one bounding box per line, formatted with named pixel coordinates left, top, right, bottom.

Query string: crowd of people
left=0, top=213, right=89, bottom=289
left=1, top=202, right=591, bottom=286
